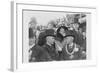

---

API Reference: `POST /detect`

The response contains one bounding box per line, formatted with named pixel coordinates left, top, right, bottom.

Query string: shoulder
left=42, top=44, right=49, bottom=48
left=30, top=44, right=43, bottom=52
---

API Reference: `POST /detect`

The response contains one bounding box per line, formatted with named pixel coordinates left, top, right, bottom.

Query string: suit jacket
left=29, top=44, right=52, bottom=62
left=42, top=44, right=59, bottom=61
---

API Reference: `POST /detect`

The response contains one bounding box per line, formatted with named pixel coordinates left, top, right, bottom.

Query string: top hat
left=38, top=29, right=56, bottom=41
left=64, top=30, right=75, bottom=39
left=45, top=29, right=56, bottom=38
left=38, top=29, right=55, bottom=46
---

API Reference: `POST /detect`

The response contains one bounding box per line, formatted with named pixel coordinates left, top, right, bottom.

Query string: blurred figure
left=47, top=20, right=57, bottom=33
left=29, top=27, right=36, bottom=62
left=69, top=23, right=84, bottom=47
left=29, top=28, right=36, bottom=47
left=29, top=17, right=37, bottom=46
left=47, top=23, right=54, bottom=29
left=79, top=21, right=86, bottom=51
left=72, top=23, right=80, bottom=32
left=35, top=26, right=41, bottom=44
left=29, top=17, right=37, bottom=28
left=81, top=31, right=86, bottom=52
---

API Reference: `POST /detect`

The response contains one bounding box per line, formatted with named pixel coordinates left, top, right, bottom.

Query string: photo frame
left=11, top=1, right=97, bottom=71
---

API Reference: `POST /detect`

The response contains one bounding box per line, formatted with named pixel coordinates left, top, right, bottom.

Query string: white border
left=11, top=1, right=97, bottom=72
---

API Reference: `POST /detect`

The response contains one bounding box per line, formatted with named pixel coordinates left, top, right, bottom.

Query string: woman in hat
left=62, top=34, right=86, bottom=60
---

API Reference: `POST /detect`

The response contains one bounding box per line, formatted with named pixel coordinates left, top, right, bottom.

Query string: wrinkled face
left=46, top=36, right=55, bottom=45
left=59, top=28, right=65, bottom=36
left=65, top=36, right=74, bottom=44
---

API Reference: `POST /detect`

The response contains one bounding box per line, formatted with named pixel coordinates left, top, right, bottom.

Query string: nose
left=53, top=38, right=55, bottom=42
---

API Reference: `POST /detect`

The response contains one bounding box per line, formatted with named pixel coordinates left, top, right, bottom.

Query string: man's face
left=46, top=36, right=55, bottom=45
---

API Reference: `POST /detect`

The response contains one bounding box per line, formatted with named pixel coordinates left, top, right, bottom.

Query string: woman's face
left=59, top=28, right=65, bottom=36
left=66, top=36, right=74, bottom=44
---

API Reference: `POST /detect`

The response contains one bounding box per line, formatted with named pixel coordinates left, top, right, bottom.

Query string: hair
left=56, top=26, right=68, bottom=42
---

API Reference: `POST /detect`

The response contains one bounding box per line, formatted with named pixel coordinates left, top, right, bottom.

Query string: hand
left=31, top=57, right=36, bottom=61
left=82, top=51, right=86, bottom=57
left=55, top=40, right=63, bottom=51
left=74, top=47, right=79, bottom=52
left=69, top=55, right=74, bottom=59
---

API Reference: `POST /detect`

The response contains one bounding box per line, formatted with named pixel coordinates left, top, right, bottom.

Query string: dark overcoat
left=42, top=44, right=59, bottom=61
left=29, top=44, right=52, bottom=62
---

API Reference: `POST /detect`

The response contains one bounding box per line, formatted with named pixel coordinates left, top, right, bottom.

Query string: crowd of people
left=28, top=13, right=86, bottom=62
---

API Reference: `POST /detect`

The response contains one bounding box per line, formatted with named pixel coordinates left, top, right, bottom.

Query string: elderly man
left=42, top=29, right=59, bottom=61
left=29, top=29, right=58, bottom=62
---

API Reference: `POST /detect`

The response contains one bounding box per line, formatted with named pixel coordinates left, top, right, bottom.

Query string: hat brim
left=45, top=34, right=56, bottom=38
left=64, top=34, right=75, bottom=39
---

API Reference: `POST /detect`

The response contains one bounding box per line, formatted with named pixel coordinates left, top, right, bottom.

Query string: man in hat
left=42, top=29, right=59, bottom=61
left=29, top=30, right=51, bottom=62
left=29, top=29, right=58, bottom=62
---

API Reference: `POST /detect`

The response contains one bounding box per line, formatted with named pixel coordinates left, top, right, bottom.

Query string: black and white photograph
left=10, top=2, right=97, bottom=71
left=23, top=10, right=88, bottom=63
